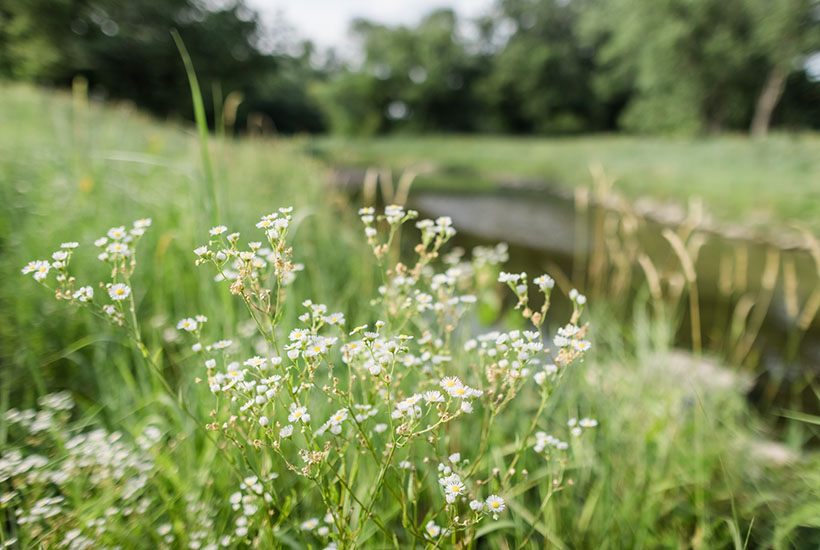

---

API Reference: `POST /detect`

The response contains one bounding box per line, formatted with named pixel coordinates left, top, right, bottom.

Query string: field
left=2, top=82, right=820, bottom=549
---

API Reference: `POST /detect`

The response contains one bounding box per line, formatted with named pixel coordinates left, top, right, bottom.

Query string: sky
left=247, top=0, right=495, bottom=55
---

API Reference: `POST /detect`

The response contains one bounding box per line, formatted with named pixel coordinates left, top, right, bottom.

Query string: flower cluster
left=0, top=393, right=173, bottom=549
left=21, top=219, right=152, bottom=329
left=183, top=206, right=595, bottom=546
left=22, top=205, right=596, bottom=549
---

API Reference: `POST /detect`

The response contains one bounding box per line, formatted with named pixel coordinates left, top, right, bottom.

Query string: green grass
left=308, top=134, right=820, bottom=233
left=2, top=82, right=820, bottom=548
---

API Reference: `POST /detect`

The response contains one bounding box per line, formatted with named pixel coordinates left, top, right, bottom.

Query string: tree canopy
left=1, top=0, right=818, bottom=136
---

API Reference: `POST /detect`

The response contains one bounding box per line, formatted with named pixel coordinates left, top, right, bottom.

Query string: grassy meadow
left=310, top=134, right=820, bottom=233
left=2, top=82, right=820, bottom=549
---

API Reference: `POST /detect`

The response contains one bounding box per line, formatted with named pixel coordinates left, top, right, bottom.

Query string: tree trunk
left=750, top=65, right=788, bottom=138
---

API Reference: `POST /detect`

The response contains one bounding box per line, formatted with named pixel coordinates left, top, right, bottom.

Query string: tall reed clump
left=14, top=204, right=595, bottom=548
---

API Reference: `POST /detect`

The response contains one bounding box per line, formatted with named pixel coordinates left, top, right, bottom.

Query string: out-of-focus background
left=3, top=0, right=819, bottom=136
left=3, top=0, right=820, bottom=548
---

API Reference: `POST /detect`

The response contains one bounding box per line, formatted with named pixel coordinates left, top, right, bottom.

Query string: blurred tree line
left=1, top=0, right=818, bottom=136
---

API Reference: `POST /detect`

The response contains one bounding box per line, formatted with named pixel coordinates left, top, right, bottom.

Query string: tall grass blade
left=171, top=28, right=220, bottom=225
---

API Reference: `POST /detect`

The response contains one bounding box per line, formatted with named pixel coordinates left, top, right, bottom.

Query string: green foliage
left=0, top=0, right=327, bottom=133
left=3, top=83, right=820, bottom=549
left=2, top=0, right=820, bottom=135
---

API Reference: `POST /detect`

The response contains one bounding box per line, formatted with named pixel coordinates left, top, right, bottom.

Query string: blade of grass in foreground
left=171, top=28, right=220, bottom=226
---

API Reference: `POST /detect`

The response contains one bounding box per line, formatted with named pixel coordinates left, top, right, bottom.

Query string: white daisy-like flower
left=579, top=418, right=598, bottom=428
left=572, top=340, right=592, bottom=352
left=280, top=425, right=294, bottom=438
left=449, top=453, right=461, bottom=463
left=51, top=251, right=68, bottom=261
left=60, top=242, right=79, bottom=249
left=425, top=520, right=441, bottom=538
left=133, top=218, right=152, bottom=228
left=423, top=391, right=444, bottom=403
left=106, top=242, right=131, bottom=256
left=300, top=518, right=319, bottom=531
left=194, top=246, right=209, bottom=257
left=534, top=274, right=555, bottom=290
left=209, top=225, right=228, bottom=236
left=72, top=286, right=94, bottom=302
left=244, top=356, right=266, bottom=368
left=441, top=474, right=465, bottom=503
left=498, top=272, right=520, bottom=284
left=288, top=404, right=310, bottom=424
left=213, top=339, right=233, bottom=350
left=485, top=495, right=505, bottom=518
left=439, top=376, right=462, bottom=392
left=107, top=226, right=127, bottom=240
left=33, top=261, right=51, bottom=281
left=21, top=260, right=38, bottom=274
left=108, top=283, right=131, bottom=301
left=259, top=416, right=269, bottom=427
left=289, top=328, right=308, bottom=342
left=324, top=312, right=345, bottom=326
left=328, top=409, right=348, bottom=425
left=460, top=401, right=474, bottom=413
left=177, top=318, right=198, bottom=332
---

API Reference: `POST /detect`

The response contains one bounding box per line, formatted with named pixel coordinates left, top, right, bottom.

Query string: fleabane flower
left=534, top=274, right=555, bottom=290
left=244, top=356, right=267, bottom=369
left=213, top=339, right=233, bottom=350
left=288, top=404, right=310, bottom=424
left=72, top=286, right=94, bottom=302
left=107, top=226, right=126, bottom=240
left=23, top=260, right=51, bottom=281
left=439, top=473, right=465, bottom=504
left=423, top=390, right=444, bottom=403
left=425, top=520, right=441, bottom=539
left=300, top=518, right=319, bottom=531
left=108, top=283, right=131, bottom=301
left=446, top=384, right=481, bottom=399
left=485, top=495, right=505, bottom=518
left=176, top=318, right=198, bottom=332
left=439, top=376, right=463, bottom=392
left=209, top=225, right=228, bottom=236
